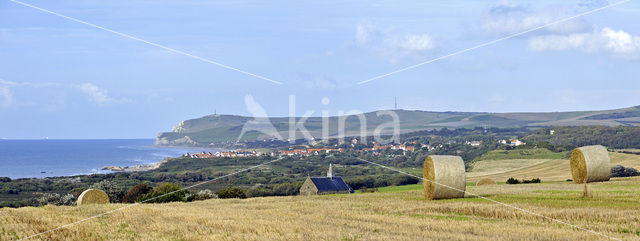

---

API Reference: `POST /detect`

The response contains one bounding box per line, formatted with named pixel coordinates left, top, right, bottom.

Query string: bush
left=140, top=183, right=187, bottom=203
left=90, top=180, right=124, bottom=203
left=523, top=178, right=541, bottom=184
left=611, top=165, right=640, bottom=177
left=0, top=177, right=11, bottom=182
left=507, top=177, right=540, bottom=184
left=272, top=183, right=300, bottom=196
left=346, top=176, right=375, bottom=190
left=122, top=183, right=153, bottom=203
left=506, top=177, right=520, bottom=184
left=216, top=187, right=247, bottom=199
left=193, top=189, right=218, bottom=201
left=245, top=188, right=273, bottom=198
left=374, top=178, right=391, bottom=188
left=391, top=175, right=420, bottom=186
left=36, top=193, right=76, bottom=206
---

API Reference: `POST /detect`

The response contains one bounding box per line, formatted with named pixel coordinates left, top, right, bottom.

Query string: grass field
left=1, top=153, right=639, bottom=240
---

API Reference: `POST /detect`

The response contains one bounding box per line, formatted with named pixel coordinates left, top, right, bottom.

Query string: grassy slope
left=157, top=106, right=640, bottom=145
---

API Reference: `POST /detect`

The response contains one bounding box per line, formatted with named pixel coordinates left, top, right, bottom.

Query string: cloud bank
left=529, top=27, right=640, bottom=59
left=481, top=1, right=638, bottom=60
left=481, top=3, right=591, bottom=35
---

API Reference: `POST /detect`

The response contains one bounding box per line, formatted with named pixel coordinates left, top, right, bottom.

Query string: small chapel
left=299, top=164, right=353, bottom=195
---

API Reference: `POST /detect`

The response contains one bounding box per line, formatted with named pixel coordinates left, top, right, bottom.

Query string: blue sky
left=1, top=0, right=639, bottom=139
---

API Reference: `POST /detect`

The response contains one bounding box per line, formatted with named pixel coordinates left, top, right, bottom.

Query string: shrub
left=90, top=180, right=124, bottom=203
left=523, top=178, right=541, bottom=184
left=611, top=165, right=640, bottom=177
left=346, top=176, right=375, bottom=190
left=193, top=189, right=218, bottom=201
left=216, top=187, right=247, bottom=199
left=374, top=178, right=391, bottom=188
left=391, top=175, right=420, bottom=186
left=36, top=193, right=76, bottom=206
left=506, top=177, right=520, bottom=184
left=507, top=177, right=540, bottom=184
left=122, top=183, right=153, bottom=203
left=272, top=183, right=300, bottom=196
left=0, top=177, right=11, bottom=182
left=245, top=188, right=273, bottom=198
left=140, top=183, right=186, bottom=203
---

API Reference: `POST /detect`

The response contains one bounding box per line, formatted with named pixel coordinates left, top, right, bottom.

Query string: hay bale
left=570, top=145, right=611, bottom=184
left=77, top=189, right=109, bottom=205
left=476, top=178, right=497, bottom=186
left=423, top=155, right=466, bottom=200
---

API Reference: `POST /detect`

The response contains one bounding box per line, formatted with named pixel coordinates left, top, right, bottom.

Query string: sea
left=0, top=139, right=209, bottom=179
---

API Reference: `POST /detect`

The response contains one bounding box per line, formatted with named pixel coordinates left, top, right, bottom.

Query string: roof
left=310, top=177, right=351, bottom=192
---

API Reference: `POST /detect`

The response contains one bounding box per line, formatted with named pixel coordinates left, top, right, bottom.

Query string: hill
left=156, top=106, right=640, bottom=147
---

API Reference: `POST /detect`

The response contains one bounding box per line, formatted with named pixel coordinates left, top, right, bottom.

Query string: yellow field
left=1, top=153, right=639, bottom=240
left=468, top=152, right=640, bottom=182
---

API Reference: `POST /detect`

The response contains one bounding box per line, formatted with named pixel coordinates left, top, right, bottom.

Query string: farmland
left=1, top=152, right=639, bottom=240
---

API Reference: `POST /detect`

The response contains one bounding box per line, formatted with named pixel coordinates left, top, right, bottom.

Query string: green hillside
left=156, top=106, right=640, bottom=147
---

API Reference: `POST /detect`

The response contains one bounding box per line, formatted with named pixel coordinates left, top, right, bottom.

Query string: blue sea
left=0, top=139, right=207, bottom=179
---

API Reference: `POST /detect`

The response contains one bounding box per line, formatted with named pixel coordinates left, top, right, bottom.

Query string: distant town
left=184, top=138, right=527, bottom=159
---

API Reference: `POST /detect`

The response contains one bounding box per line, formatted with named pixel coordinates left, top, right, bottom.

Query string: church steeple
left=327, top=163, right=333, bottom=179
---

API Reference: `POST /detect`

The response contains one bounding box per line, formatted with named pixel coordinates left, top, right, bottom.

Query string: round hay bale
left=77, top=189, right=109, bottom=205
left=423, top=155, right=466, bottom=200
left=570, top=145, right=611, bottom=184
left=476, top=178, right=497, bottom=186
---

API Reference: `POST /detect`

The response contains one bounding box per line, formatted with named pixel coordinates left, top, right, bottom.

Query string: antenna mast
left=394, top=96, right=397, bottom=109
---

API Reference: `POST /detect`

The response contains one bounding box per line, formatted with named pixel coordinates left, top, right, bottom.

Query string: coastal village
left=184, top=141, right=419, bottom=159
left=184, top=138, right=526, bottom=159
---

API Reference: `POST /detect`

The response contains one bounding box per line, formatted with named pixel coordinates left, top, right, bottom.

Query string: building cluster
left=185, top=150, right=258, bottom=158
left=500, top=139, right=526, bottom=146
left=465, top=140, right=482, bottom=146
left=185, top=141, right=429, bottom=160
left=280, top=148, right=344, bottom=157
left=364, top=142, right=416, bottom=152
left=186, top=148, right=346, bottom=159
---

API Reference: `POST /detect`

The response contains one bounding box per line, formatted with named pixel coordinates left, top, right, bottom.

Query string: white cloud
left=481, top=3, right=591, bottom=35
left=0, top=86, right=13, bottom=107
left=355, top=23, right=374, bottom=45
left=0, top=79, right=16, bottom=107
left=0, top=79, right=17, bottom=86
left=78, top=83, right=116, bottom=104
left=389, top=34, right=435, bottom=52
left=528, top=27, right=640, bottom=59
left=355, top=23, right=436, bottom=61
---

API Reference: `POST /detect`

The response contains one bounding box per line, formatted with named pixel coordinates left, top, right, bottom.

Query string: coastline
left=0, top=139, right=195, bottom=179
left=102, top=158, right=170, bottom=173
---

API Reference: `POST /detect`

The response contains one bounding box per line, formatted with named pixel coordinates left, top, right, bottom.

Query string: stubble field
left=1, top=153, right=639, bottom=240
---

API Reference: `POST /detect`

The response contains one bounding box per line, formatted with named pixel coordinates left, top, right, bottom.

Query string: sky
left=1, top=0, right=639, bottom=139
